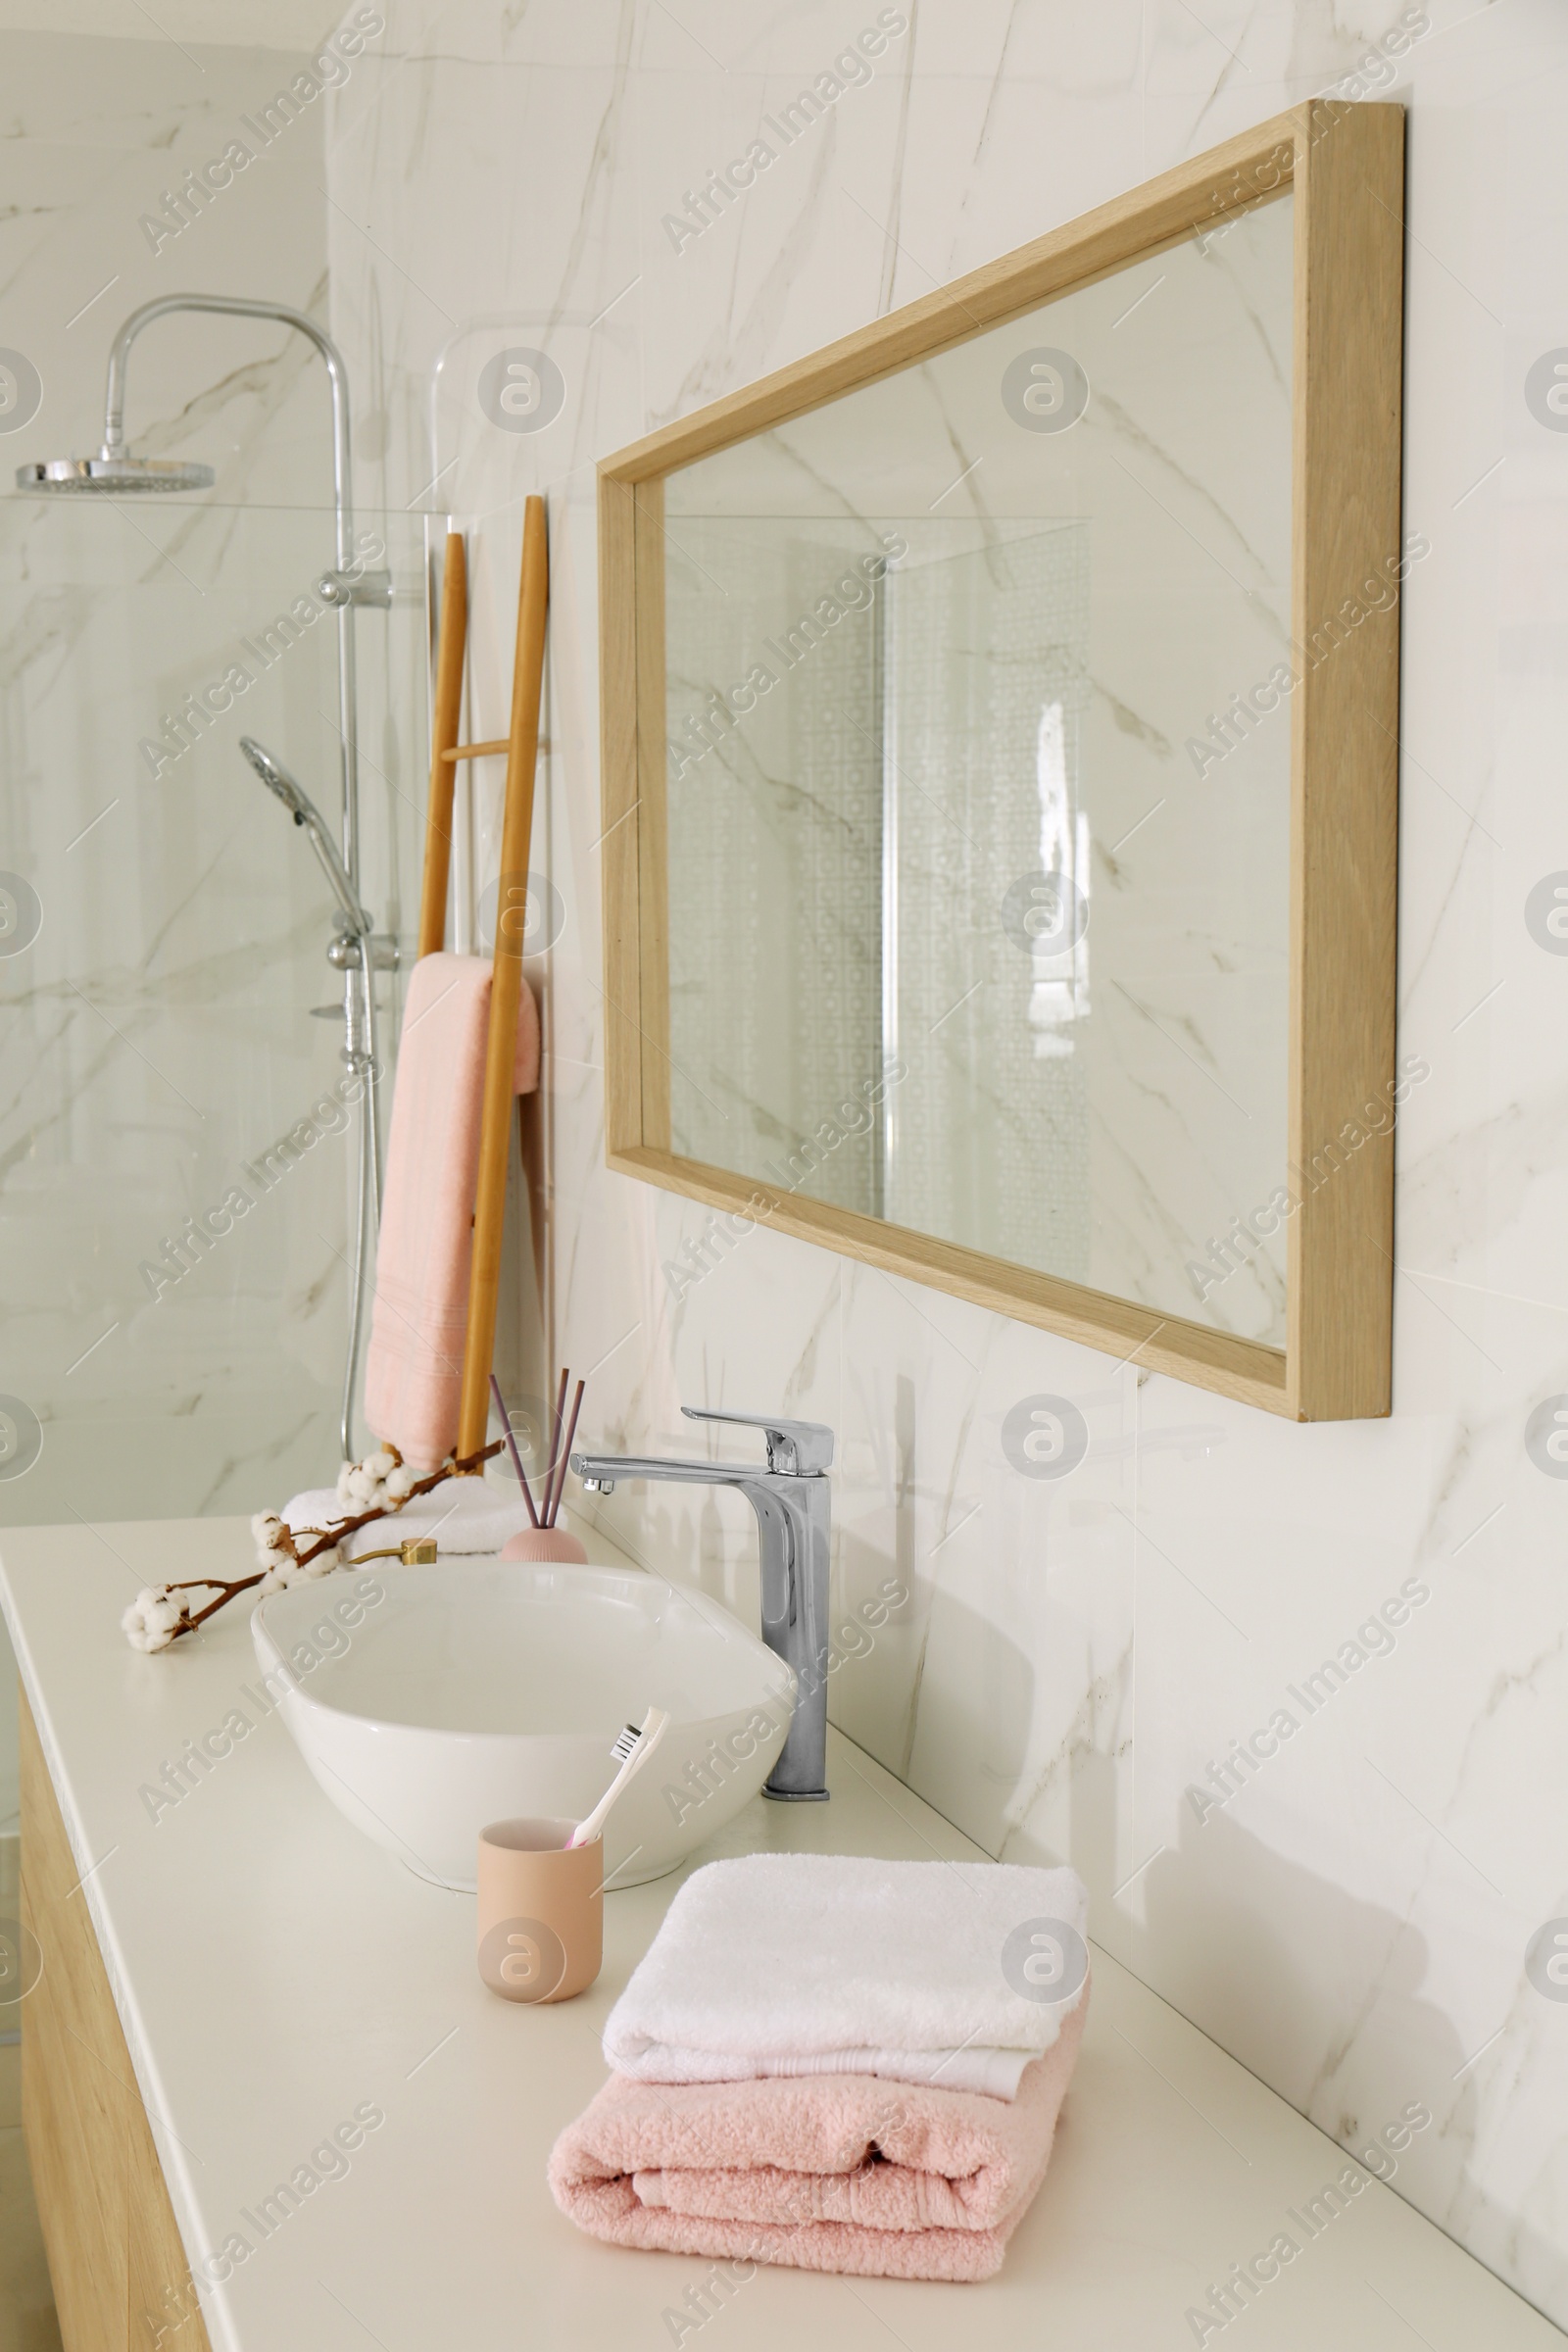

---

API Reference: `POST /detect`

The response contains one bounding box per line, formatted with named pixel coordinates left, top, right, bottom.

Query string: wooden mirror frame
left=597, top=99, right=1405, bottom=1421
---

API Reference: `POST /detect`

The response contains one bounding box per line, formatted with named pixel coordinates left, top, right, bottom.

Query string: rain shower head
left=16, top=454, right=216, bottom=494
left=15, top=296, right=350, bottom=524
left=239, top=737, right=369, bottom=937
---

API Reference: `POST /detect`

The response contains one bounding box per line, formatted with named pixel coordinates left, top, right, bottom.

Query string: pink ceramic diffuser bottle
left=493, top=1371, right=588, bottom=1563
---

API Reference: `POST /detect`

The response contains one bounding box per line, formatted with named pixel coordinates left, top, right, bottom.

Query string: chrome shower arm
left=102, top=295, right=366, bottom=889
left=100, top=295, right=355, bottom=570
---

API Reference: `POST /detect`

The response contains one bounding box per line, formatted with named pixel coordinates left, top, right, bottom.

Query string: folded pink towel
left=549, top=1979, right=1087, bottom=2281
left=364, top=952, right=538, bottom=1471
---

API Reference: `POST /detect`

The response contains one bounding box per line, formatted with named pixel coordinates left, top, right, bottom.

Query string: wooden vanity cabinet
left=20, top=1691, right=213, bottom=2352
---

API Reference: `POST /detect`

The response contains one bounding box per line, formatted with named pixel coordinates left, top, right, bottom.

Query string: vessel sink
left=251, top=1559, right=795, bottom=1890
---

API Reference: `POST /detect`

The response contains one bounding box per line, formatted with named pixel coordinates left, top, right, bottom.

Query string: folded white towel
left=602, top=1853, right=1090, bottom=2101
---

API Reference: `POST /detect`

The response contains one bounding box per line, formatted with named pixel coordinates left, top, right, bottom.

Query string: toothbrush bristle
left=610, top=1723, right=641, bottom=1762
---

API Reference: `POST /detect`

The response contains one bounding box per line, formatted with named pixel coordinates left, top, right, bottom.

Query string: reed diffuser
left=493, top=1370, right=588, bottom=1563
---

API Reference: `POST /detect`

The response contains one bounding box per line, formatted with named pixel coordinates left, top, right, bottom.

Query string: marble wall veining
left=0, top=21, right=430, bottom=1825
left=322, top=1, right=1568, bottom=2322
left=5, top=0, right=1566, bottom=2329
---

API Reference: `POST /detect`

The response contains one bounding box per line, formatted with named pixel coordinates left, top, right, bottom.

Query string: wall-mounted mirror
left=600, top=100, right=1405, bottom=1420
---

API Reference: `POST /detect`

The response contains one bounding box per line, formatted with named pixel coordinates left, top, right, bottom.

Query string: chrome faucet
left=570, top=1406, right=832, bottom=1801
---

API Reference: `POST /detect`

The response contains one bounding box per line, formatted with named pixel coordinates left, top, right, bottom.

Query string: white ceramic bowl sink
left=251, top=1560, right=795, bottom=1890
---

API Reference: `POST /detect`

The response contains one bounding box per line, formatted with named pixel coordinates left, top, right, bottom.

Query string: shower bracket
left=317, top=566, right=393, bottom=610
left=326, top=929, right=400, bottom=973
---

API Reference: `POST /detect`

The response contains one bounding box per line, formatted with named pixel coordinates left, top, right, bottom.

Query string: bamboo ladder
left=416, top=497, right=550, bottom=1472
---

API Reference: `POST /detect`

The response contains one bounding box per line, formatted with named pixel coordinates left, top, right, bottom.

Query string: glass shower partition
left=0, top=493, right=428, bottom=1537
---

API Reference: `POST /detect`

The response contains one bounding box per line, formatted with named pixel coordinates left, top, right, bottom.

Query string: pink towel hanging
left=364, top=951, right=539, bottom=1471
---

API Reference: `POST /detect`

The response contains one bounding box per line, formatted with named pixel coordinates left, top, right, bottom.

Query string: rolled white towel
left=603, top=1853, right=1090, bottom=2101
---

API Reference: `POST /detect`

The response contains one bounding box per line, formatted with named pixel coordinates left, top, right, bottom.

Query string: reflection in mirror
left=662, top=194, right=1293, bottom=1345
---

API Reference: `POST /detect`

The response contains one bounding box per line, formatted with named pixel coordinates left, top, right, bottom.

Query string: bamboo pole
left=416, top=530, right=467, bottom=957
left=440, top=738, right=510, bottom=761
left=455, top=496, right=549, bottom=1467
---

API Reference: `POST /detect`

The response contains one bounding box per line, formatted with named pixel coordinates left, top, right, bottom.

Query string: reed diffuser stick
left=544, top=1365, right=568, bottom=1525
left=549, top=1379, right=586, bottom=1528
left=489, top=1373, right=540, bottom=1528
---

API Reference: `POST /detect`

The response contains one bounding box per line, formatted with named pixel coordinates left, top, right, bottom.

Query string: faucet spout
left=571, top=1453, right=751, bottom=1494
left=569, top=1408, right=833, bottom=1802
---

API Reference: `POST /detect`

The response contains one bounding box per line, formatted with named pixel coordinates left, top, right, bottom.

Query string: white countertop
left=2, top=1514, right=1560, bottom=2352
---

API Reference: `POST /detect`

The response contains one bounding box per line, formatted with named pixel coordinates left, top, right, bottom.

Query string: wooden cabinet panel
left=21, top=1978, right=129, bottom=2347
left=20, top=1690, right=212, bottom=2352
left=127, top=2090, right=210, bottom=2350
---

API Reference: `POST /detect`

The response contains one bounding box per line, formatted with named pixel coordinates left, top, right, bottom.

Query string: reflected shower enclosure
left=661, top=195, right=1293, bottom=1349
left=665, top=521, right=1100, bottom=1284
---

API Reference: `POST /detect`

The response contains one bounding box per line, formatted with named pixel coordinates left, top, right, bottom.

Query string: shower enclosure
left=11, top=295, right=411, bottom=1490
left=1, top=308, right=427, bottom=1528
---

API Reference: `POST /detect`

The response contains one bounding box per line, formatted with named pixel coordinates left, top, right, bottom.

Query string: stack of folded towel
left=549, top=1853, right=1090, bottom=2282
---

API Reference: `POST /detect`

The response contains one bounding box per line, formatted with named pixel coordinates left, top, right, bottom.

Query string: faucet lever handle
left=680, top=1406, right=834, bottom=1476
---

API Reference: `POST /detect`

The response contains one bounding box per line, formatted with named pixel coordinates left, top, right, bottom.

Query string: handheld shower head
left=239, top=738, right=368, bottom=936
left=16, top=455, right=215, bottom=495
left=240, top=735, right=313, bottom=821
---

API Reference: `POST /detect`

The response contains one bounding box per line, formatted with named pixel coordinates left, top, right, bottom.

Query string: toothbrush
left=567, top=1706, right=670, bottom=1848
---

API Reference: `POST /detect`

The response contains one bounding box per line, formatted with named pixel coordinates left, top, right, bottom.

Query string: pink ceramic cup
left=476, top=1818, right=602, bottom=2002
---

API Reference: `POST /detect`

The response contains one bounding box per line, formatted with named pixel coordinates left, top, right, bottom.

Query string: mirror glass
left=662, top=192, right=1293, bottom=1346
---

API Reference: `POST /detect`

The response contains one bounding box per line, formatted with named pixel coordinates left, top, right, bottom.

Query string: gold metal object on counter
left=353, top=1536, right=438, bottom=1566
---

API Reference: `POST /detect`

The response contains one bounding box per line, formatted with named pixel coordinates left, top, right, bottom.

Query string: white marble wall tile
left=626, top=1202, right=846, bottom=1633
left=0, top=24, right=394, bottom=1826
left=309, top=0, right=1568, bottom=2324
left=1133, top=1281, right=1568, bottom=2321
left=833, top=1269, right=1141, bottom=1956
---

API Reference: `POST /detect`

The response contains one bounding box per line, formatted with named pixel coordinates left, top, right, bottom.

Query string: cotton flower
left=334, top=1446, right=410, bottom=1516
left=122, top=1587, right=183, bottom=1652
left=303, top=1544, right=341, bottom=1579
left=254, top=1506, right=299, bottom=1570
left=258, top=1548, right=308, bottom=1594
